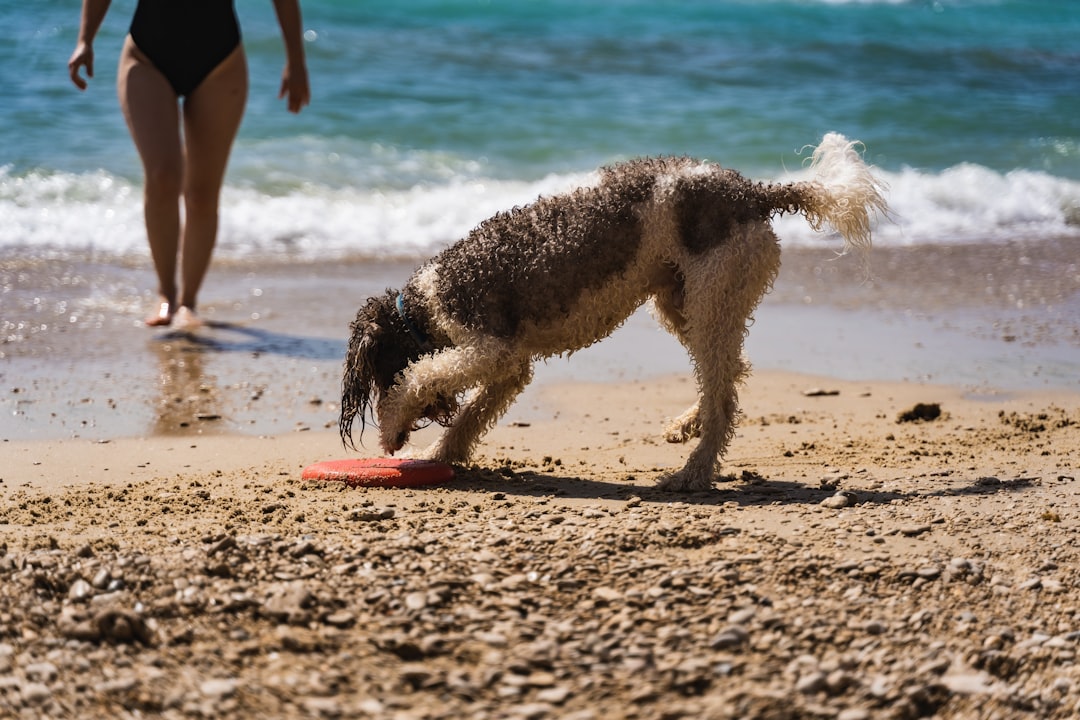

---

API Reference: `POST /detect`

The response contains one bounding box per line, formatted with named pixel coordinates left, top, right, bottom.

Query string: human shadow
left=444, top=465, right=1042, bottom=507
left=158, top=321, right=345, bottom=362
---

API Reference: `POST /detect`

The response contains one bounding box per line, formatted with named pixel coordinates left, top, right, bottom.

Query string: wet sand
left=2, top=239, right=1079, bottom=442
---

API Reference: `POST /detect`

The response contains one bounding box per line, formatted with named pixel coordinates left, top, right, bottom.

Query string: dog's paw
left=663, top=405, right=701, bottom=444
left=663, top=421, right=701, bottom=444
left=656, top=469, right=714, bottom=493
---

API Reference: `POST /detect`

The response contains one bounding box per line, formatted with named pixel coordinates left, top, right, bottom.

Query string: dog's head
left=339, top=290, right=458, bottom=450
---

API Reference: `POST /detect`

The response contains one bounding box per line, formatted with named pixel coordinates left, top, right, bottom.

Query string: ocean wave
left=2, top=161, right=1078, bottom=264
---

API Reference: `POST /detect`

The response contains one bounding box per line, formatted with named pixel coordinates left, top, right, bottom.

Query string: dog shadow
left=157, top=322, right=345, bottom=361
left=447, top=466, right=1039, bottom=507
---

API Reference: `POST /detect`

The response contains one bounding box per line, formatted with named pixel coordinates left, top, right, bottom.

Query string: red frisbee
left=301, top=457, right=454, bottom=488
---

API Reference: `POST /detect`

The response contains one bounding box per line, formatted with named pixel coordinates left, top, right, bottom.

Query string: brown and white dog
left=340, top=134, right=887, bottom=492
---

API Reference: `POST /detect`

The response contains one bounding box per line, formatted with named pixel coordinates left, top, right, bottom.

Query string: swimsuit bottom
left=130, top=0, right=241, bottom=97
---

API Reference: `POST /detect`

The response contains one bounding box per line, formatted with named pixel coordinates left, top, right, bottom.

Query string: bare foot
left=173, top=306, right=203, bottom=331
left=145, top=302, right=173, bottom=327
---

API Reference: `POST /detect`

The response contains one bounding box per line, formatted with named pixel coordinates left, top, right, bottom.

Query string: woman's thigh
left=182, top=47, right=248, bottom=197
left=117, top=35, right=182, bottom=183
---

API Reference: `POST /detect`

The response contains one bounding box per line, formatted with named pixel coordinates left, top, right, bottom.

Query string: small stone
left=357, top=699, right=384, bottom=715
left=303, top=697, right=343, bottom=717
left=21, top=682, right=52, bottom=704
left=24, top=662, right=59, bottom=683
left=941, top=672, right=995, bottom=695
left=350, top=507, right=395, bottom=522
left=917, top=565, right=941, bottom=580
left=1042, top=579, right=1066, bottom=593
left=324, top=612, right=356, bottom=628
left=710, top=625, right=749, bottom=649
left=91, top=569, right=111, bottom=589
left=68, top=579, right=94, bottom=602
left=728, top=607, right=756, bottom=625
left=821, top=491, right=857, bottom=509
left=536, top=686, right=571, bottom=704
left=93, top=609, right=155, bottom=645
left=795, top=671, right=828, bottom=694
left=95, top=677, right=139, bottom=694
left=527, top=671, right=557, bottom=687
left=896, top=403, right=941, bottom=423
left=200, top=678, right=238, bottom=699
left=276, top=626, right=322, bottom=653
left=838, top=710, right=871, bottom=720
left=508, top=702, right=554, bottom=719
left=593, top=587, right=622, bottom=603
left=399, top=663, right=434, bottom=687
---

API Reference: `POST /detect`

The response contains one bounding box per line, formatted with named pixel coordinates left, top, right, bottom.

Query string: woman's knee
left=182, top=179, right=223, bottom=216
left=143, top=162, right=183, bottom=201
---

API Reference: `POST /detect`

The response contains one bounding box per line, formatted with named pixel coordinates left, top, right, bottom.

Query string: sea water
left=4, top=0, right=1079, bottom=263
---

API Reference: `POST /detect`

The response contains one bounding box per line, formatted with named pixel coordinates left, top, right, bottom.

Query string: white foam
left=3, top=161, right=1078, bottom=263
left=772, top=163, right=1080, bottom=247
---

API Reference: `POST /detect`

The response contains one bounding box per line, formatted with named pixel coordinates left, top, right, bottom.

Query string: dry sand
left=2, top=242, right=1080, bottom=718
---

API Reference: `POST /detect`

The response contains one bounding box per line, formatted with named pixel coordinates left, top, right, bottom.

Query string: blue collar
left=396, top=293, right=434, bottom=353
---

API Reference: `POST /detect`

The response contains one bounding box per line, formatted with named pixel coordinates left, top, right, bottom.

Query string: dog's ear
left=339, top=298, right=387, bottom=449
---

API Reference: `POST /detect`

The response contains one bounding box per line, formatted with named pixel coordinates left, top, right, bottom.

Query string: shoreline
left=2, top=240, right=1080, bottom=443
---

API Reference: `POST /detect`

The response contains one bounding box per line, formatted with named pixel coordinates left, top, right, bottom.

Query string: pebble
left=200, top=678, right=238, bottom=699
left=916, top=565, right=941, bottom=580
left=350, top=507, right=395, bottom=522
left=68, top=578, right=93, bottom=602
left=837, top=710, right=871, bottom=720
left=710, top=626, right=749, bottom=649
left=795, top=672, right=828, bottom=694
left=592, top=586, right=622, bottom=603
left=24, top=662, right=58, bottom=683
left=21, top=682, right=52, bottom=704
left=821, top=491, right=857, bottom=509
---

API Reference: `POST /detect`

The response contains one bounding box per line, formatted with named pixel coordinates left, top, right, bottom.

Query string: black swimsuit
left=130, top=0, right=241, bottom=97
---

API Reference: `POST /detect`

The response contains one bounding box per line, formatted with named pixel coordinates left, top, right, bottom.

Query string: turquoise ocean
left=5, top=0, right=1080, bottom=263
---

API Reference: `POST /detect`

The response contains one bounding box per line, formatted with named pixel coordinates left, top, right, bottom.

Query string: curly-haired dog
left=340, top=134, right=887, bottom=492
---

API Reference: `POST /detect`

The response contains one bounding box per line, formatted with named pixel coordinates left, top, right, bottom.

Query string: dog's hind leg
left=423, top=360, right=533, bottom=463
left=663, top=401, right=701, bottom=444
left=656, top=229, right=781, bottom=492
left=649, top=264, right=704, bottom=444
left=657, top=338, right=748, bottom=492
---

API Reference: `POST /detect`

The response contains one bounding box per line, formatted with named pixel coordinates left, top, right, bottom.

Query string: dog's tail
left=770, top=133, right=888, bottom=253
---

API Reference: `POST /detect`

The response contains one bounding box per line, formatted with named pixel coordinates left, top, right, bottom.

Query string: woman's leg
left=116, top=36, right=183, bottom=326
left=176, top=46, right=248, bottom=319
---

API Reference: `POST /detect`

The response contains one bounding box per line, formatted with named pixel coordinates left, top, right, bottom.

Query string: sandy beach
left=2, top=242, right=1080, bottom=718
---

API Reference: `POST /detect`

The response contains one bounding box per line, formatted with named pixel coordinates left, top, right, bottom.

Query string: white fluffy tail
left=799, top=133, right=889, bottom=253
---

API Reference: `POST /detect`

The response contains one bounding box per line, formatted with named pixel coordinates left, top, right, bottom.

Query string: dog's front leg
left=425, top=360, right=533, bottom=463
left=378, top=342, right=507, bottom=456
